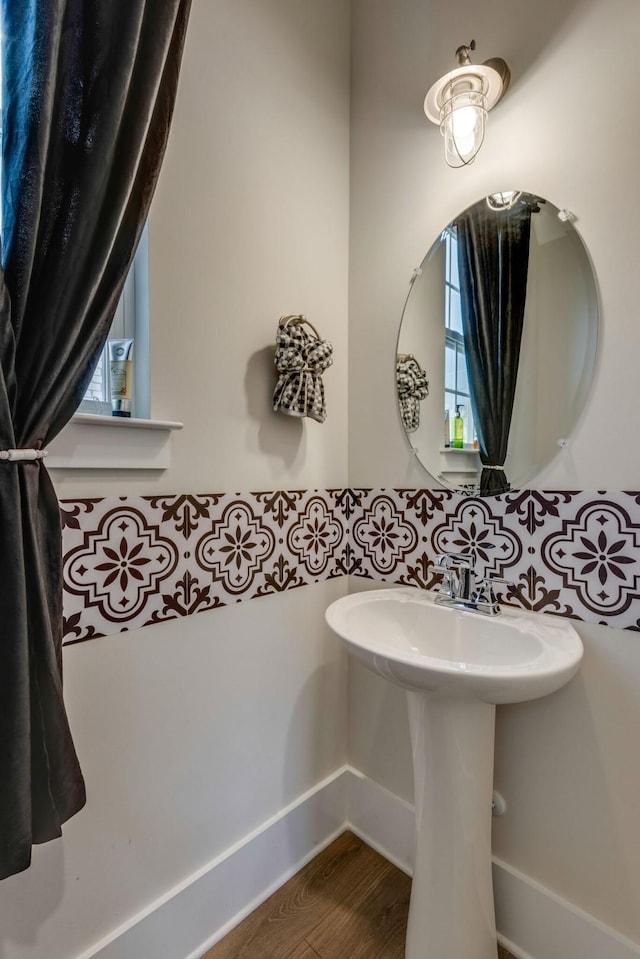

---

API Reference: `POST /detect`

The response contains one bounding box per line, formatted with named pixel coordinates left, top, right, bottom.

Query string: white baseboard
left=74, top=768, right=348, bottom=959
left=344, top=767, right=640, bottom=959
left=492, top=857, right=640, bottom=959
left=74, top=765, right=640, bottom=959
left=344, top=766, right=415, bottom=875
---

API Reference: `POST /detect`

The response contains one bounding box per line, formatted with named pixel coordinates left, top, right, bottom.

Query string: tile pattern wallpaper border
left=60, top=489, right=640, bottom=643
left=61, top=490, right=355, bottom=643
left=349, top=489, right=640, bottom=631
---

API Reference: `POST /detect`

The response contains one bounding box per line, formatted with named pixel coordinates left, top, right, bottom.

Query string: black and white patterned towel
left=396, top=355, right=429, bottom=432
left=273, top=315, right=333, bottom=423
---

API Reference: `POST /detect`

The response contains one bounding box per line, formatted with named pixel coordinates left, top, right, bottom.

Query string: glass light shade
left=441, top=86, right=486, bottom=167
left=487, top=190, right=522, bottom=211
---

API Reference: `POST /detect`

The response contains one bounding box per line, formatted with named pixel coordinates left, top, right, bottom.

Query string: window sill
left=439, top=446, right=480, bottom=455
left=47, top=413, right=183, bottom=470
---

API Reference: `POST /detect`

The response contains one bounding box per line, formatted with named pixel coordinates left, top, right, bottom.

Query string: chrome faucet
left=434, top=552, right=509, bottom=616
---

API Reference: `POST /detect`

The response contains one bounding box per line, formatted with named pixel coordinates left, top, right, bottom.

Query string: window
left=0, top=47, right=150, bottom=421
left=444, top=228, right=475, bottom=445
left=78, top=227, right=150, bottom=418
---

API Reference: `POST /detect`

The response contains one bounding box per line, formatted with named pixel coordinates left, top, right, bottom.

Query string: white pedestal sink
left=325, top=587, right=583, bottom=959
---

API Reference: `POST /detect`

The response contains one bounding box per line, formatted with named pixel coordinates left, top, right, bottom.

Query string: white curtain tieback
left=0, top=449, right=48, bottom=462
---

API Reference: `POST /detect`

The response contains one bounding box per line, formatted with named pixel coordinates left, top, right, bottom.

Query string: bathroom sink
left=325, top=586, right=583, bottom=704
left=326, top=586, right=584, bottom=959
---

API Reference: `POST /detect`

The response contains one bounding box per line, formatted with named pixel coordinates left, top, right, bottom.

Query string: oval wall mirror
left=396, top=191, right=599, bottom=496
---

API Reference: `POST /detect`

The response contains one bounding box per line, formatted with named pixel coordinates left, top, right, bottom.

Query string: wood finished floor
left=202, top=831, right=517, bottom=959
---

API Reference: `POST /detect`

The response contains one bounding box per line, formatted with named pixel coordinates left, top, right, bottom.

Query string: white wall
left=350, top=0, right=640, bottom=492
left=0, top=2, right=350, bottom=958
left=52, top=0, right=350, bottom=499
left=349, top=0, right=640, bottom=946
left=0, top=589, right=347, bottom=959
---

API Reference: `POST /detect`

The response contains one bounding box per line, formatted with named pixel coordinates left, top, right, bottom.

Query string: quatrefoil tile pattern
left=61, top=490, right=347, bottom=644
left=64, top=507, right=179, bottom=623
left=541, top=497, right=640, bottom=618
left=347, top=490, right=640, bottom=630
left=352, top=494, right=419, bottom=575
left=60, top=489, right=640, bottom=643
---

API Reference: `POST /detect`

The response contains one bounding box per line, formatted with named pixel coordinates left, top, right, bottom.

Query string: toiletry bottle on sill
left=444, top=409, right=450, bottom=447
left=453, top=406, right=464, bottom=448
left=109, top=339, right=134, bottom=417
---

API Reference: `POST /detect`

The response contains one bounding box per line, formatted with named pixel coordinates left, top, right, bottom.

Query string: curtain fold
left=0, top=0, right=191, bottom=880
left=455, top=199, right=532, bottom=495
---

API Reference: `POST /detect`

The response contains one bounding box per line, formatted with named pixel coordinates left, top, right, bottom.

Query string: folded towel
left=273, top=315, right=333, bottom=423
left=396, top=355, right=429, bottom=432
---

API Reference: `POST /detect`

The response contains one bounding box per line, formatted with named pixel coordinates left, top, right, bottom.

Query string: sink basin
left=325, top=586, right=583, bottom=704
left=325, top=586, right=584, bottom=959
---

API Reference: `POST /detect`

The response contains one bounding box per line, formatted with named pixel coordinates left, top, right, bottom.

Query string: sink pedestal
left=406, top=692, right=497, bottom=959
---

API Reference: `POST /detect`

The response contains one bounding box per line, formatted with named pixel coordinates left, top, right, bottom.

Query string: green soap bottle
left=453, top=406, right=464, bottom=448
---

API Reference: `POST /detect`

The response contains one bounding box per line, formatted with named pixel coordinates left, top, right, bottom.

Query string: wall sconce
left=424, top=40, right=510, bottom=168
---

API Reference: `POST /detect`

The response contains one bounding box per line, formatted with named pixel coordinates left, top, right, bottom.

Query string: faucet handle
left=476, top=575, right=512, bottom=594
left=436, top=551, right=475, bottom=568
left=473, top=575, right=512, bottom=614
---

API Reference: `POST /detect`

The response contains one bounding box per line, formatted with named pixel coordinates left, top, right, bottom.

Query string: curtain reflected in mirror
left=456, top=195, right=536, bottom=494
left=395, top=192, right=599, bottom=497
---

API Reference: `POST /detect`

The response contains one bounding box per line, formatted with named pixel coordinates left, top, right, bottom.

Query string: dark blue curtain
left=0, top=0, right=191, bottom=879
left=456, top=199, right=533, bottom=495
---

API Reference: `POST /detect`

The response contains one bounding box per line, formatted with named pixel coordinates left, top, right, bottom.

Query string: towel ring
left=278, top=314, right=321, bottom=341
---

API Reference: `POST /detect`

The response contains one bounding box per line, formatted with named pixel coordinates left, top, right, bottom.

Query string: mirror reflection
left=396, top=191, right=598, bottom=495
